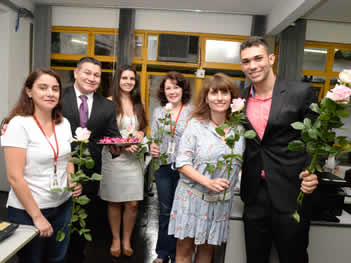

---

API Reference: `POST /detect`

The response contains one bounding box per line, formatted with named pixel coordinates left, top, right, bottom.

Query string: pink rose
left=74, top=127, right=91, bottom=142
left=230, top=98, right=245, bottom=113
left=326, top=84, right=351, bottom=104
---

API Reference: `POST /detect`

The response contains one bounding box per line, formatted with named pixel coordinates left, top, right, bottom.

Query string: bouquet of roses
left=56, top=127, right=102, bottom=242
left=288, top=69, right=351, bottom=222
left=207, top=98, right=256, bottom=201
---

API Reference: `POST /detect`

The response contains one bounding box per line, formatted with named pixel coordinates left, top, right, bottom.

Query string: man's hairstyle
left=240, top=36, right=270, bottom=54
left=77, top=57, right=102, bottom=69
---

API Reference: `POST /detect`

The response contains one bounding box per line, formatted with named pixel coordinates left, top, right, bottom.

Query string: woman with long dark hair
left=1, top=68, right=82, bottom=263
left=99, top=65, right=147, bottom=258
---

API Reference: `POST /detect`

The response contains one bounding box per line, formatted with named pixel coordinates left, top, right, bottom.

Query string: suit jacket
left=240, top=78, right=318, bottom=213
left=62, top=86, right=120, bottom=194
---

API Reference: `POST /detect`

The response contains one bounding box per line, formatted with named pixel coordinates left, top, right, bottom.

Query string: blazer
left=62, top=86, right=121, bottom=194
left=240, top=78, right=318, bottom=213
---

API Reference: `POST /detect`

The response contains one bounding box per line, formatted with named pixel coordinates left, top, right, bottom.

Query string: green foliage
left=288, top=96, right=351, bottom=222
left=208, top=109, right=256, bottom=202
left=55, top=139, right=103, bottom=242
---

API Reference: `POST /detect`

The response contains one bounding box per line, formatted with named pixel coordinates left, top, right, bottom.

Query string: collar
left=73, top=84, right=94, bottom=101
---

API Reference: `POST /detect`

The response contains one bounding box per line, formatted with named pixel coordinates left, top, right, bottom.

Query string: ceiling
left=31, top=0, right=351, bottom=24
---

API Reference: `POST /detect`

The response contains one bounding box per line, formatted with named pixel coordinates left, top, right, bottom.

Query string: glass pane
left=330, top=77, right=338, bottom=86
left=95, top=34, right=117, bottom=56
left=302, top=48, right=327, bottom=71
left=148, top=75, right=195, bottom=121
left=205, top=40, right=241, bottom=64
left=333, top=49, right=351, bottom=72
left=204, top=68, right=245, bottom=78
left=51, top=60, right=116, bottom=71
left=51, top=32, right=88, bottom=54
left=55, top=69, right=75, bottom=88
left=302, top=75, right=325, bottom=85
left=134, top=35, right=143, bottom=58
left=147, top=35, right=158, bottom=60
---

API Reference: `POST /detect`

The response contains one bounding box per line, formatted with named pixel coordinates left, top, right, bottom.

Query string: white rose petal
left=165, top=103, right=173, bottom=112
left=339, top=69, right=351, bottom=85
left=75, top=127, right=91, bottom=141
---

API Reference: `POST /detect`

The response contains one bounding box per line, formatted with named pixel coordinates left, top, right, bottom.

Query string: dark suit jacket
left=240, top=78, right=318, bottom=213
left=62, top=86, right=120, bottom=194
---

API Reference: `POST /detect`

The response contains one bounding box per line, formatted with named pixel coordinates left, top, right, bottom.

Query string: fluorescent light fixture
left=71, top=39, right=88, bottom=45
left=304, top=48, right=327, bottom=54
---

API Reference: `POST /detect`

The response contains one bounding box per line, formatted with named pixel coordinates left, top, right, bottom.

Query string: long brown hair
left=112, top=65, right=147, bottom=131
left=192, top=73, right=240, bottom=121
left=6, top=68, right=63, bottom=124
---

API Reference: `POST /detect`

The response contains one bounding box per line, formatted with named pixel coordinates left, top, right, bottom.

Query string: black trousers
left=243, top=181, right=310, bottom=263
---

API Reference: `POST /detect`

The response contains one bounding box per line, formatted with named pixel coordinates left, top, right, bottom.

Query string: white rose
left=74, top=127, right=91, bottom=142
left=230, top=98, right=245, bottom=113
left=165, top=103, right=173, bottom=112
left=339, top=69, right=351, bottom=85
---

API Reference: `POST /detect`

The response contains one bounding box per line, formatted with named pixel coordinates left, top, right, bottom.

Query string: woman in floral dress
left=168, top=73, right=245, bottom=263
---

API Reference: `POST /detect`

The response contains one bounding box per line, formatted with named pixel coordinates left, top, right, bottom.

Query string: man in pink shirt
left=239, top=36, right=318, bottom=263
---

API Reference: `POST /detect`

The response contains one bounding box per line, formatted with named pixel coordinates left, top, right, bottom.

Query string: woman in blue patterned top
left=168, top=73, right=245, bottom=263
left=150, top=71, right=193, bottom=263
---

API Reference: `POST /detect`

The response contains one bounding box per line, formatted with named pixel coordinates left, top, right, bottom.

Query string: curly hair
left=158, top=71, right=192, bottom=106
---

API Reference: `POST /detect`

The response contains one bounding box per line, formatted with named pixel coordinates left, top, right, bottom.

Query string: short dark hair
left=77, top=57, right=102, bottom=69
left=158, top=71, right=191, bottom=106
left=240, top=36, right=270, bottom=54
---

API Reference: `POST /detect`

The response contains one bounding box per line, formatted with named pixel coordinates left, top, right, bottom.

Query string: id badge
left=50, top=176, right=61, bottom=190
left=167, top=141, right=176, bottom=154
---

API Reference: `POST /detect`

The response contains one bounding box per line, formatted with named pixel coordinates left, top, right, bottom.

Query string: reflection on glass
left=95, top=34, right=117, bottom=56
left=52, top=32, right=88, bottom=54
left=333, top=49, right=351, bottom=72
left=302, top=48, right=327, bottom=71
left=147, top=35, right=158, bottom=60
left=330, top=77, right=338, bottom=86
left=55, top=70, right=75, bottom=88
left=205, top=40, right=241, bottom=64
left=302, top=75, right=326, bottom=84
left=148, top=75, right=195, bottom=121
left=134, top=35, right=143, bottom=58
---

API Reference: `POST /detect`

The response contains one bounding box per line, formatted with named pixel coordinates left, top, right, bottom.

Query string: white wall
left=135, top=9, right=252, bottom=36
left=52, top=6, right=119, bottom=28
left=0, top=3, right=32, bottom=191
left=306, top=20, right=351, bottom=44
left=52, top=6, right=252, bottom=36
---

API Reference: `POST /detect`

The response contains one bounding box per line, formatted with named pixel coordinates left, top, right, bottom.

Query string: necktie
left=79, top=95, right=88, bottom=128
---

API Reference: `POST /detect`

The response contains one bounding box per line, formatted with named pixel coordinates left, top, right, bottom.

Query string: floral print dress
left=168, top=118, right=245, bottom=245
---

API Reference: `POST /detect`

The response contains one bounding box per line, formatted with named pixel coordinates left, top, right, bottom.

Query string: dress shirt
left=74, top=85, right=94, bottom=118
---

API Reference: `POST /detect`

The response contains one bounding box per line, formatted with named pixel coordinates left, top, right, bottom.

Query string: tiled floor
left=0, top=186, right=226, bottom=263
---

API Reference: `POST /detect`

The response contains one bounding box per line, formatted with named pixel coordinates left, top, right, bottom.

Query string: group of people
left=1, top=36, right=319, bottom=263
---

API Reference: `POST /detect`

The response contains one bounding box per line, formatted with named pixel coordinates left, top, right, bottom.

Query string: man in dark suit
left=63, top=57, right=121, bottom=262
left=239, top=36, right=319, bottom=263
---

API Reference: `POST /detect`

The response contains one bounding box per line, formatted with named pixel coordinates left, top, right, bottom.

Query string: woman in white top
left=99, top=65, right=147, bottom=258
left=1, top=68, right=82, bottom=263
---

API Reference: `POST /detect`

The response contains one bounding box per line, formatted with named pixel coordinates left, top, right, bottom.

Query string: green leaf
left=292, top=210, right=300, bottom=223
left=306, top=141, right=318, bottom=154
left=79, top=219, right=86, bottom=228
left=85, top=158, right=95, bottom=169
left=51, top=188, right=63, bottom=193
left=303, top=118, right=312, bottom=129
left=71, top=215, right=79, bottom=222
left=90, top=173, right=103, bottom=181
left=206, top=164, right=216, bottom=173
left=336, top=109, right=349, bottom=118
left=309, top=103, right=320, bottom=113
left=291, top=122, right=305, bottom=130
left=72, top=157, right=81, bottom=165
left=288, top=140, right=305, bottom=152
left=56, top=230, right=65, bottom=242
left=216, top=160, right=224, bottom=169
left=84, top=233, right=92, bottom=241
left=76, top=195, right=90, bottom=205
left=244, top=130, right=256, bottom=139
left=215, top=127, right=225, bottom=137
left=307, top=129, right=319, bottom=140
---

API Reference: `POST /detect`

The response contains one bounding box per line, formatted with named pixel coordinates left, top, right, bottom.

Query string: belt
left=181, top=181, right=232, bottom=202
